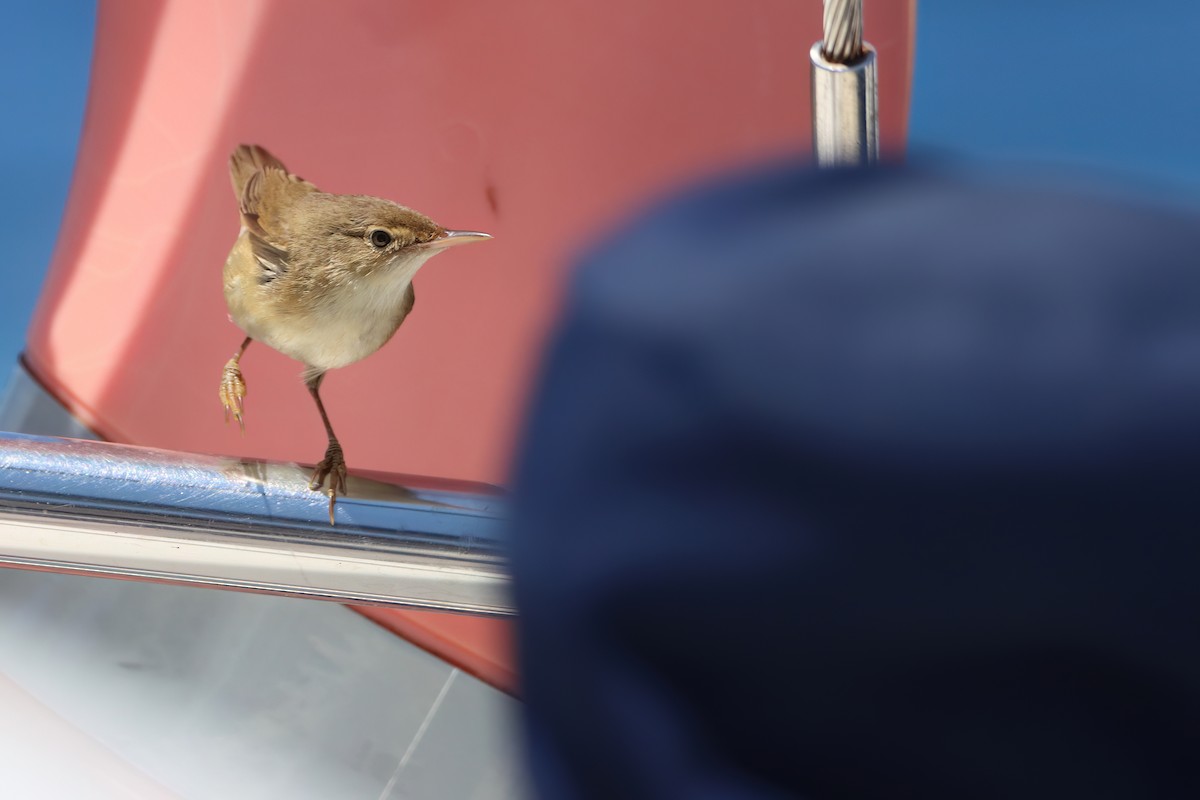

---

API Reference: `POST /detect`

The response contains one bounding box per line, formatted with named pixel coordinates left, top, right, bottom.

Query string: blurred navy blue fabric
left=511, top=163, right=1200, bottom=798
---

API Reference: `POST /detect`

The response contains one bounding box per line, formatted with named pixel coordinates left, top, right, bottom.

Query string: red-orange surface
left=26, top=0, right=915, bottom=694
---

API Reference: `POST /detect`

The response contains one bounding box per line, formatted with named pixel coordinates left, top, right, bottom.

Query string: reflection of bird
left=218, top=144, right=490, bottom=523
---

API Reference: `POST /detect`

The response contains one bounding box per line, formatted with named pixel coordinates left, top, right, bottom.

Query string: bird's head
left=292, top=193, right=490, bottom=282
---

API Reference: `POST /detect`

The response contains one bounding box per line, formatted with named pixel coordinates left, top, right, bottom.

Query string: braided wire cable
left=821, top=0, right=865, bottom=64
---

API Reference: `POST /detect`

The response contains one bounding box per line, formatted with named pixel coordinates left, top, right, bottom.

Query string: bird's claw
left=220, top=359, right=247, bottom=433
left=309, top=441, right=348, bottom=525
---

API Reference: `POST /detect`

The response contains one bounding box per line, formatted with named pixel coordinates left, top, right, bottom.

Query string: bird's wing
left=228, top=144, right=316, bottom=279
left=400, top=283, right=416, bottom=320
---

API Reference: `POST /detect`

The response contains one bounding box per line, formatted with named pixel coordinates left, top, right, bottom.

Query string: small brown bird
left=219, top=144, right=489, bottom=523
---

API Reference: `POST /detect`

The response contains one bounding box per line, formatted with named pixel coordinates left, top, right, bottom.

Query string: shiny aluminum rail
left=0, top=433, right=512, bottom=616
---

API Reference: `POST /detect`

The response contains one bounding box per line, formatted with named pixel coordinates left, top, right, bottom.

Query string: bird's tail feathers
left=229, top=144, right=288, bottom=199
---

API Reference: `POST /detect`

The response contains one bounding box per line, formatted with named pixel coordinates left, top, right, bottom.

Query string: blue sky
left=0, top=2, right=95, bottom=371
left=910, top=0, right=1200, bottom=198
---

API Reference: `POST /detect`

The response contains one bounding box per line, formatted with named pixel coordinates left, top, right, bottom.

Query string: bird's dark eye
left=369, top=229, right=393, bottom=248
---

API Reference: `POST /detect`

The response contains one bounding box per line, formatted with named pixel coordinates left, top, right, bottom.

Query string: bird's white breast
left=245, top=249, right=436, bottom=371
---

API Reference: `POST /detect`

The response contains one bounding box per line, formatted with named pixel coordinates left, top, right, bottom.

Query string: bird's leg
left=305, top=371, right=347, bottom=525
left=220, top=337, right=252, bottom=432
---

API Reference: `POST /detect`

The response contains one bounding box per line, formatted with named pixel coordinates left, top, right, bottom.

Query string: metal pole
left=0, top=433, right=512, bottom=616
left=811, top=0, right=879, bottom=167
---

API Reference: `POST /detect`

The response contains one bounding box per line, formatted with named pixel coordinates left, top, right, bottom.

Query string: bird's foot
left=219, top=358, right=247, bottom=432
left=309, top=441, right=348, bottom=525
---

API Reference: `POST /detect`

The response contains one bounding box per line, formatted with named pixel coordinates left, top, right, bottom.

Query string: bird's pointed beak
left=422, top=230, right=492, bottom=250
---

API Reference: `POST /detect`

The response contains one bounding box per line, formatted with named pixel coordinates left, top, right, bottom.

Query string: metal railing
left=0, top=432, right=512, bottom=616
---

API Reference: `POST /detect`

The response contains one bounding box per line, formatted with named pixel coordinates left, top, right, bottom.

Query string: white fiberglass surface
left=0, top=671, right=180, bottom=798
left=0, top=570, right=527, bottom=799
